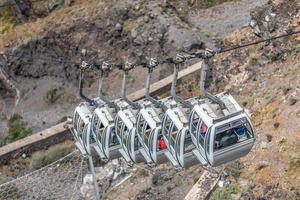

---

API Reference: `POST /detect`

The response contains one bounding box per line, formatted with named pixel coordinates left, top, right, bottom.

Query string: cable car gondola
left=188, top=62, right=255, bottom=166
left=160, top=55, right=199, bottom=168
left=136, top=59, right=180, bottom=167
left=90, top=62, right=122, bottom=161
left=72, top=62, right=101, bottom=155
left=114, top=62, right=148, bottom=165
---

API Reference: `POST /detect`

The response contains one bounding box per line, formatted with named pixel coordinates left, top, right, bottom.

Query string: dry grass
left=0, top=0, right=108, bottom=50
left=0, top=7, right=16, bottom=34
left=30, top=141, right=74, bottom=170
left=123, top=19, right=135, bottom=33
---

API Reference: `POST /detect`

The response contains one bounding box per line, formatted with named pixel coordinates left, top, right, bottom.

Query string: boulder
left=183, top=38, right=203, bottom=51
left=48, top=0, right=65, bottom=12
left=115, top=23, right=123, bottom=32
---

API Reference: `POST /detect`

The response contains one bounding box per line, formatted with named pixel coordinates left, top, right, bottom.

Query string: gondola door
left=149, top=128, right=159, bottom=162
left=189, top=107, right=211, bottom=165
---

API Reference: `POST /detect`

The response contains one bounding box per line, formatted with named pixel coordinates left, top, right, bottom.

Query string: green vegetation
left=137, top=168, right=150, bottom=177
left=289, top=148, right=300, bottom=172
left=0, top=175, right=18, bottom=198
left=44, top=88, right=59, bottom=104
left=0, top=7, right=16, bottom=34
left=277, top=137, right=287, bottom=152
left=200, top=0, right=214, bottom=7
left=249, top=57, right=258, bottom=66
left=210, top=185, right=238, bottom=200
left=0, top=175, right=12, bottom=185
left=129, top=174, right=137, bottom=183
left=127, top=73, right=136, bottom=83
left=246, top=181, right=255, bottom=192
left=174, top=176, right=183, bottom=187
left=0, top=114, right=32, bottom=146
left=187, top=0, right=234, bottom=8
left=30, top=143, right=74, bottom=170
left=227, top=160, right=243, bottom=181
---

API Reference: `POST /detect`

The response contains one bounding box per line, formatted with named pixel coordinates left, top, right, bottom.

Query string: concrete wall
left=0, top=123, right=72, bottom=163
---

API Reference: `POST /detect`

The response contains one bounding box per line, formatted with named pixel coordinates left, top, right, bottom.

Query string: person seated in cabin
left=157, top=136, right=167, bottom=150
left=200, top=123, right=208, bottom=135
left=111, top=132, right=119, bottom=145
left=215, top=129, right=238, bottom=150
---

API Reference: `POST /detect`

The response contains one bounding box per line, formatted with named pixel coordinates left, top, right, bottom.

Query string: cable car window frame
left=163, top=116, right=171, bottom=138
left=143, top=123, right=151, bottom=147
left=115, top=117, right=122, bottom=136
left=137, top=114, right=144, bottom=138
left=213, top=117, right=254, bottom=152
left=92, top=114, right=105, bottom=141
left=91, top=114, right=99, bottom=135
left=78, top=118, right=85, bottom=137
left=170, top=122, right=177, bottom=149
left=74, top=113, right=79, bottom=132
left=190, top=111, right=199, bottom=139
left=121, top=123, right=128, bottom=145
left=197, top=120, right=208, bottom=147
left=133, top=134, right=140, bottom=151
left=184, top=131, right=194, bottom=154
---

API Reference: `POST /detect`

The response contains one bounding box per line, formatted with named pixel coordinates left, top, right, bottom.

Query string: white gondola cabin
left=158, top=55, right=200, bottom=168
left=135, top=59, right=181, bottom=167
left=91, top=105, right=121, bottom=161
left=136, top=100, right=180, bottom=166
left=114, top=100, right=142, bottom=164
left=89, top=62, right=123, bottom=161
left=72, top=102, right=95, bottom=154
left=189, top=92, right=255, bottom=166
left=113, top=64, right=148, bottom=165
left=161, top=99, right=198, bottom=168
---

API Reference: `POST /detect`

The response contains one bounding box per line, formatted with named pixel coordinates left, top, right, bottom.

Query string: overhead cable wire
left=0, top=30, right=299, bottom=68
left=220, top=29, right=300, bottom=53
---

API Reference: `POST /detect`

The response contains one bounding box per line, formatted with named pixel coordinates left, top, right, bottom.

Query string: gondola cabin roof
left=195, top=92, right=244, bottom=127
left=140, top=108, right=161, bottom=129
left=75, top=102, right=94, bottom=124
left=117, top=108, right=136, bottom=130
left=165, top=101, right=189, bottom=130
left=94, top=107, right=114, bottom=127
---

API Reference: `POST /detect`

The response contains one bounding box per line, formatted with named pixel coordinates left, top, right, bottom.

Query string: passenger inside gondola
left=145, top=125, right=151, bottom=137
left=214, top=129, right=238, bottom=150
left=134, top=136, right=140, bottom=151
left=79, top=120, right=85, bottom=134
left=200, top=123, right=207, bottom=135
left=214, top=117, right=255, bottom=150
left=157, top=136, right=167, bottom=150
left=110, top=131, right=119, bottom=145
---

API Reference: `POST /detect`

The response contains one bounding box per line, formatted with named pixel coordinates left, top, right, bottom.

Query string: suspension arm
left=78, top=69, right=97, bottom=106
left=200, top=62, right=226, bottom=110
left=98, top=70, right=119, bottom=111
left=121, top=70, right=141, bottom=109
left=171, top=61, right=193, bottom=109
